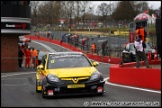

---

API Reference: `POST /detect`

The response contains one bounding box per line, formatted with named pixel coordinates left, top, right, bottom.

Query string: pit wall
left=110, top=60, right=161, bottom=90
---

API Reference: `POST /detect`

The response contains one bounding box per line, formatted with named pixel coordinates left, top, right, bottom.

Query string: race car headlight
left=47, top=74, right=60, bottom=83
left=89, top=72, right=100, bottom=81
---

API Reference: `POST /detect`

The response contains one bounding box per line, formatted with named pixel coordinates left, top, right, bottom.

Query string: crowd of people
left=18, top=42, right=39, bottom=68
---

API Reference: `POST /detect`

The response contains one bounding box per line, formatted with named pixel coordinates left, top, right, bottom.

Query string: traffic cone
left=154, top=51, right=158, bottom=60
left=147, top=52, right=151, bottom=61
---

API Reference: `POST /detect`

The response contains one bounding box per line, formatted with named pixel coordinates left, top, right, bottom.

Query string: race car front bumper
left=42, top=80, right=105, bottom=97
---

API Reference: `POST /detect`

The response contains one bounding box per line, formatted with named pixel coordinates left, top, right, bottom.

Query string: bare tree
left=72, top=1, right=94, bottom=29
left=38, top=1, right=51, bottom=25
left=97, top=3, right=111, bottom=17
left=37, top=2, right=47, bottom=26
left=30, top=1, right=40, bottom=26
left=133, top=1, right=149, bottom=13
left=50, top=1, right=62, bottom=26
left=60, top=1, right=69, bottom=20
left=60, top=1, right=75, bottom=29
left=37, top=1, right=62, bottom=27
left=78, top=1, right=92, bottom=29
left=97, top=3, right=111, bottom=27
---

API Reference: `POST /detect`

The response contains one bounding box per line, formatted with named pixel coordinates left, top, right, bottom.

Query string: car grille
left=61, top=78, right=89, bottom=84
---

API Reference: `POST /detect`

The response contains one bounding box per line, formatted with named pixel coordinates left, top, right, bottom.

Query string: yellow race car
left=36, top=52, right=105, bottom=98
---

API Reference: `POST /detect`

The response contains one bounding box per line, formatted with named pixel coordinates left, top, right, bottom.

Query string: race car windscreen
left=47, top=54, right=92, bottom=69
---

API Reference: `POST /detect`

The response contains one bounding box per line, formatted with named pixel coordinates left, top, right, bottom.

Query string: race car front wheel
left=36, top=79, right=41, bottom=93
left=42, top=85, right=46, bottom=98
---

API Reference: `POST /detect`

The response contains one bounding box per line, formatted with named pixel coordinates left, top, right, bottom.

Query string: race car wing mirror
left=37, top=65, right=44, bottom=71
left=92, top=62, right=99, bottom=67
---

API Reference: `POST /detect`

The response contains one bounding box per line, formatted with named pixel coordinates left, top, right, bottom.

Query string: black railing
left=31, top=30, right=158, bottom=59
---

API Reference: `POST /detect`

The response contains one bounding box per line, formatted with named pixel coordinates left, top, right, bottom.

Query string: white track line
left=104, top=77, right=161, bottom=94
left=32, top=40, right=56, bottom=52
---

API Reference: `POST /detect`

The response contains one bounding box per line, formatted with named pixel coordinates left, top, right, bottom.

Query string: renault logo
left=72, top=78, right=78, bottom=83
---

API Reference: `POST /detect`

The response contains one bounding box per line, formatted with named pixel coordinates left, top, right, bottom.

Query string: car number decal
left=67, top=84, right=85, bottom=88
left=53, top=55, right=82, bottom=58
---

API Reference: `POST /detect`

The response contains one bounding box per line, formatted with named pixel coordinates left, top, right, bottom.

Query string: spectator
left=81, top=39, right=86, bottom=50
left=134, top=35, right=151, bottom=68
left=47, top=32, right=50, bottom=38
left=67, top=35, right=70, bottom=44
left=86, top=38, right=89, bottom=51
left=75, top=35, right=79, bottom=47
left=31, top=48, right=38, bottom=68
left=138, top=26, right=147, bottom=41
left=94, top=43, right=96, bottom=53
left=21, top=42, right=25, bottom=49
left=25, top=47, right=31, bottom=68
left=135, top=26, right=140, bottom=38
left=51, top=33, right=54, bottom=40
left=20, top=43, right=25, bottom=63
left=24, top=42, right=28, bottom=48
left=102, top=41, right=107, bottom=56
left=91, top=43, right=95, bottom=53
left=62, top=33, right=66, bottom=42
left=18, top=46, right=24, bottom=68
left=69, top=37, right=72, bottom=46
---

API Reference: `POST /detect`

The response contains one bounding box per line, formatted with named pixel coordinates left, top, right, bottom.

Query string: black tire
left=122, top=59, right=126, bottom=63
left=122, top=57, right=128, bottom=63
left=41, top=85, right=46, bottom=98
left=36, top=79, right=41, bottom=93
left=130, top=54, right=135, bottom=62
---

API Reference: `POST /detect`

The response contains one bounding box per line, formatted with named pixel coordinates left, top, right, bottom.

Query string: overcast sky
left=91, top=1, right=161, bottom=10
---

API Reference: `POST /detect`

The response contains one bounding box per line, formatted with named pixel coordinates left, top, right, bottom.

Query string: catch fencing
left=34, top=30, right=157, bottom=58
left=35, top=31, right=122, bottom=57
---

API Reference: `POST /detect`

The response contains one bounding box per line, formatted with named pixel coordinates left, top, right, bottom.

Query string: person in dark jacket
left=102, top=41, right=107, bottom=56
left=134, top=35, right=151, bottom=68
left=18, top=46, right=24, bottom=68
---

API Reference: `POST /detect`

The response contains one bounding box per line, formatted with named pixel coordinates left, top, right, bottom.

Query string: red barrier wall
left=109, top=64, right=161, bottom=90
